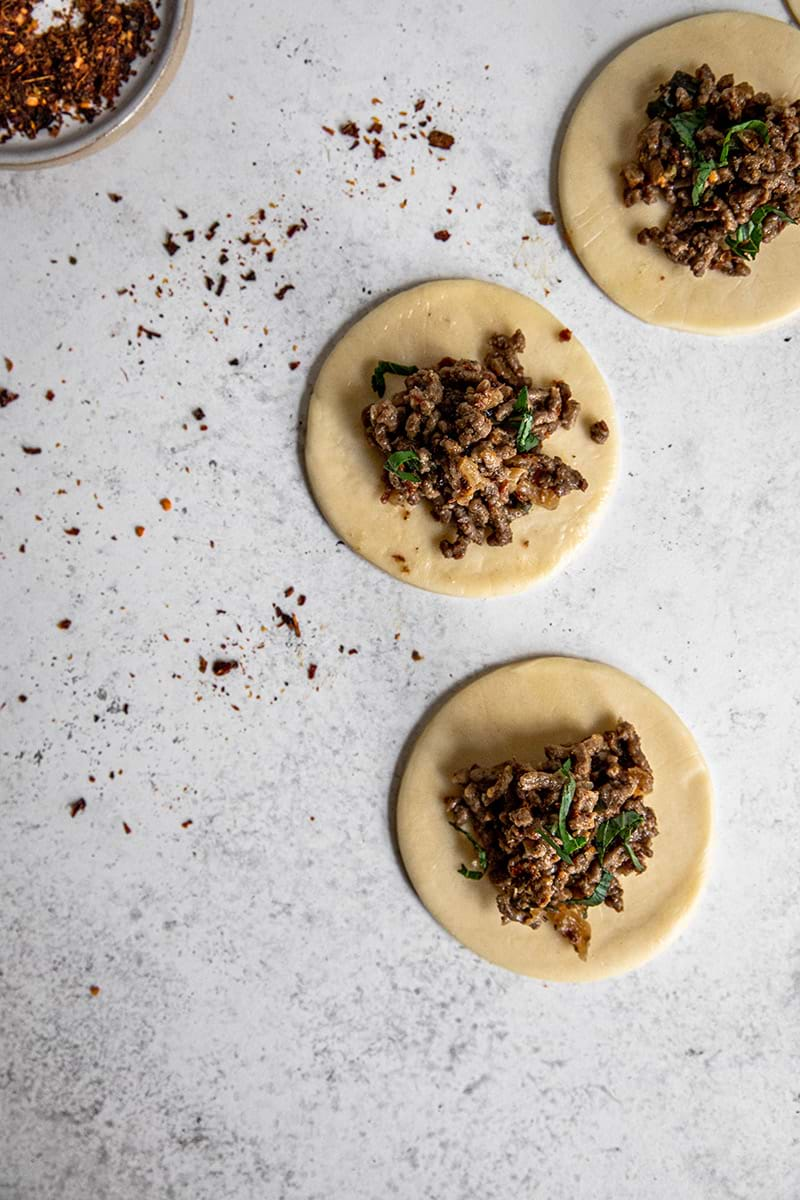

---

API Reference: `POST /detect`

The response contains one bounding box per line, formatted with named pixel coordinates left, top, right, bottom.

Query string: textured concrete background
left=2, top=1, right=799, bottom=1197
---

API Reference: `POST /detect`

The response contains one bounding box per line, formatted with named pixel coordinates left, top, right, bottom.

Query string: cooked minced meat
left=589, top=419, right=609, bottom=444
left=445, top=721, right=657, bottom=960
left=622, top=64, right=800, bottom=276
left=363, top=331, right=588, bottom=559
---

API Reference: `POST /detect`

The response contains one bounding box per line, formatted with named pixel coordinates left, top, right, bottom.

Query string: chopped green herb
left=538, top=826, right=575, bottom=866
left=567, top=868, right=614, bottom=907
left=669, top=108, right=707, bottom=154
left=510, top=386, right=540, bottom=453
left=718, top=119, right=769, bottom=166
left=595, top=810, right=644, bottom=870
left=726, top=205, right=796, bottom=262
left=449, top=821, right=487, bottom=879
left=385, top=449, right=421, bottom=482
left=370, top=360, right=418, bottom=398
left=691, top=160, right=717, bottom=206
left=557, top=759, right=587, bottom=857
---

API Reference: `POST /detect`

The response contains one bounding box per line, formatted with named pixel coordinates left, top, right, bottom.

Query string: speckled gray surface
left=2, top=2, right=800, bottom=1197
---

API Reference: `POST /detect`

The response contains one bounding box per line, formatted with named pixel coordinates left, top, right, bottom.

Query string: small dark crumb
left=287, top=219, right=307, bottom=238
left=308, top=663, right=318, bottom=680
left=64, top=527, right=80, bottom=536
left=348, top=648, right=358, bottom=656
left=275, top=284, right=295, bottom=301
left=340, top=120, right=359, bottom=139
left=57, top=619, right=72, bottom=630
left=137, top=325, right=162, bottom=340
left=411, top=650, right=424, bottom=662
left=215, top=274, right=227, bottom=297
left=535, top=210, right=556, bottom=226
left=22, top=445, right=41, bottom=454
left=45, top=389, right=55, bottom=401
left=391, top=553, right=406, bottom=563
left=284, top=586, right=294, bottom=597
left=322, top=125, right=335, bottom=136
left=198, top=655, right=208, bottom=674
left=241, top=269, right=256, bottom=282
left=372, top=140, right=386, bottom=160
left=274, top=605, right=301, bottom=638
left=0, top=388, right=18, bottom=407
left=205, top=221, right=220, bottom=241
left=18, top=694, right=27, bottom=703
left=192, top=407, right=205, bottom=421
left=558, top=328, right=573, bottom=342
left=159, top=498, right=172, bottom=511
left=122, top=822, right=132, bottom=835
left=297, top=594, right=306, bottom=606
left=289, top=361, right=300, bottom=370
left=3, top=356, right=12, bottom=371
left=590, top=419, right=610, bottom=445
left=428, top=129, right=454, bottom=150
left=228, top=358, right=239, bottom=367
left=19, top=544, right=25, bottom=553
left=164, top=233, right=180, bottom=257
left=181, top=819, right=193, bottom=829
left=204, top=275, right=214, bottom=292
left=89, top=985, right=101, bottom=996
left=212, top=659, right=239, bottom=676
left=434, top=229, right=451, bottom=242
left=134, top=525, right=145, bottom=537
left=108, top=193, right=123, bottom=203
left=184, top=229, right=195, bottom=242
left=68, top=798, right=86, bottom=817
left=68, top=255, right=77, bottom=265
left=177, top=207, right=189, bottom=220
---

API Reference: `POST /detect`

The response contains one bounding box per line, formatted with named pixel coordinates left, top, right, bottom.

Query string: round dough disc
left=397, top=658, right=714, bottom=982
left=559, top=12, right=800, bottom=335
left=305, top=280, right=617, bottom=597
left=789, top=2, right=800, bottom=27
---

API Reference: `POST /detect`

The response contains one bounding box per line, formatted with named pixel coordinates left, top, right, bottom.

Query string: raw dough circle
left=397, top=658, right=714, bottom=982
left=559, top=12, right=800, bottom=335
left=789, top=2, right=800, bottom=27
left=305, top=280, right=617, bottom=597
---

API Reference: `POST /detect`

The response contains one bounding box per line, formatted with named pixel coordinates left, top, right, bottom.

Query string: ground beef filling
left=362, top=330, right=588, bottom=560
left=445, top=721, right=657, bottom=960
left=622, top=64, right=800, bottom=276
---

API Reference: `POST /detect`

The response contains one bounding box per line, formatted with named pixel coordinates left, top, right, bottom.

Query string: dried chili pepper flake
left=3, top=357, right=12, bottom=372
left=287, top=219, right=307, bottom=237
left=108, top=193, right=123, bottom=203
left=348, top=648, right=359, bottom=656
left=275, top=284, right=295, bottom=301
left=240, top=269, right=256, bottom=282
left=136, top=325, right=161, bottom=340
left=297, top=594, right=306, bottom=606
left=122, top=822, right=132, bottom=835
left=0, top=388, right=18, bottom=407
left=559, top=328, right=573, bottom=342
left=205, top=221, right=220, bottom=241
left=181, top=819, right=193, bottom=828
left=274, top=605, right=301, bottom=637
left=322, top=125, right=335, bottom=136
left=284, top=586, right=295, bottom=597
left=159, top=498, right=171, bottom=511
left=433, top=229, right=451, bottom=242
left=307, top=663, right=318, bottom=680
left=177, top=207, right=189, bottom=220
left=372, top=140, right=386, bottom=160
left=69, top=798, right=86, bottom=817
left=228, top=357, right=239, bottom=367
left=198, top=655, right=208, bottom=674
left=134, top=525, right=145, bottom=537
left=22, top=445, right=41, bottom=454
left=368, top=117, right=383, bottom=134
left=411, top=650, right=424, bottom=661
left=164, top=233, right=180, bottom=257
left=340, top=120, right=359, bottom=139
left=89, top=985, right=101, bottom=997
left=192, top=407, right=205, bottom=421
left=64, top=526, right=80, bottom=536
left=204, top=275, right=214, bottom=292
left=57, top=619, right=71, bottom=630
left=428, top=129, right=454, bottom=150
left=45, top=389, right=55, bottom=401
left=215, top=275, right=227, bottom=297
left=289, top=361, right=300, bottom=371
left=212, top=659, right=239, bottom=676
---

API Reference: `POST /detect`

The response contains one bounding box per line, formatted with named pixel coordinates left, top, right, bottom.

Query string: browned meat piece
left=590, top=419, right=610, bottom=444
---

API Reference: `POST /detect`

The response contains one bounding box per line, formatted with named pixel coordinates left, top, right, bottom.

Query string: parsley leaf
left=567, top=868, right=614, bottom=907
left=557, top=759, right=587, bottom=857
left=669, top=108, right=707, bottom=154
left=691, top=161, right=717, bottom=206
left=385, top=449, right=421, bottom=482
left=449, top=821, right=487, bottom=880
left=718, top=119, right=769, bottom=166
left=370, top=360, right=418, bottom=398
left=726, top=205, right=796, bottom=262
left=510, top=386, right=540, bottom=453
left=595, top=810, right=644, bottom=870
left=538, top=826, right=575, bottom=866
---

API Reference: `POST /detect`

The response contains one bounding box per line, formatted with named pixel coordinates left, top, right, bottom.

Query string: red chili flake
left=284, top=586, right=295, bottom=597
left=159, top=498, right=172, bottom=511
left=177, top=207, right=189, bottom=220
left=0, top=388, right=18, bottom=407
left=68, top=798, right=86, bottom=817
left=184, top=229, right=195, bottom=242
left=3, top=356, right=12, bottom=371
left=181, top=819, right=193, bottom=828
left=164, top=233, right=180, bottom=256
left=204, top=275, right=214, bottom=292
left=321, top=125, right=335, bottom=136
left=372, top=140, right=386, bottom=160
left=108, top=193, right=123, bottom=203
left=289, top=361, right=300, bottom=371
left=64, top=527, right=80, bottom=536
left=45, top=389, right=55, bottom=401
left=192, top=407, right=205, bottom=421
left=57, top=619, right=71, bottom=630
left=205, top=221, right=220, bottom=241
left=368, top=117, right=383, bottom=134
left=411, top=650, right=424, bottom=662
left=297, top=594, right=306, bottom=606
left=122, top=822, right=132, bottom=835
left=307, top=663, right=318, bottom=680
left=241, top=269, right=256, bottom=282
left=219, top=250, right=229, bottom=266
left=433, top=229, right=451, bottom=242
left=198, top=655, right=208, bottom=674
left=340, top=120, right=359, bottom=140
left=348, top=648, right=359, bottom=656
left=134, top=525, right=145, bottom=537
left=535, top=210, right=556, bottom=226
left=274, top=284, right=295, bottom=301
left=274, top=605, right=301, bottom=638
left=287, top=219, right=308, bottom=237
left=136, top=326, right=161, bottom=340
left=215, top=275, right=227, bottom=297
left=414, top=99, right=425, bottom=112
left=22, top=445, right=41, bottom=454
left=89, top=985, right=101, bottom=996
left=559, top=328, right=573, bottom=342
left=212, top=659, right=239, bottom=676
left=428, top=130, right=455, bottom=150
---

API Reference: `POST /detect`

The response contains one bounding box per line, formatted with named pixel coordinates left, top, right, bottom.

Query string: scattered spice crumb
left=428, top=129, right=454, bottom=150
left=433, top=229, right=451, bottom=242
left=192, top=407, right=205, bottom=421
left=57, top=619, right=72, bottom=630
left=308, top=663, right=318, bottom=680
left=22, top=445, right=41, bottom=454
left=181, top=819, right=193, bottom=829
left=274, top=605, right=301, bottom=637
left=297, top=594, right=306, bottom=606
left=212, top=659, right=239, bottom=676
left=0, top=388, right=18, bottom=407
left=372, top=140, right=386, bottom=160
left=136, top=325, right=161, bottom=340
left=590, top=419, right=610, bottom=445
left=3, top=356, right=12, bottom=372
left=159, top=498, right=172, bottom=511
left=275, top=284, right=295, bottom=301
left=322, top=125, right=335, bottom=136
left=348, top=647, right=359, bottom=656
left=164, top=233, right=180, bottom=257
left=289, top=361, right=300, bottom=370
left=228, top=357, right=239, bottom=366
left=18, top=694, right=27, bottom=703
left=122, top=822, right=132, bottom=835
left=134, top=525, right=145, bottom=537
left=284, top=586, right=294, bottom=597
left=68, top=798, right=86, bottom=817
left=535, top=210, right=556, bottom=226
left=287, top=219, right=307, bottom=237
left=108, top=193, right=123, bottom=203
left=559, top=328, right=573, bottom=342
left=411, top=650, right=424, bottom=662
left=89, top=985, right=101, bottom=997
left=64, top=527, right=80, bottom=536
left=198, top=655, right=208, bottom=674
